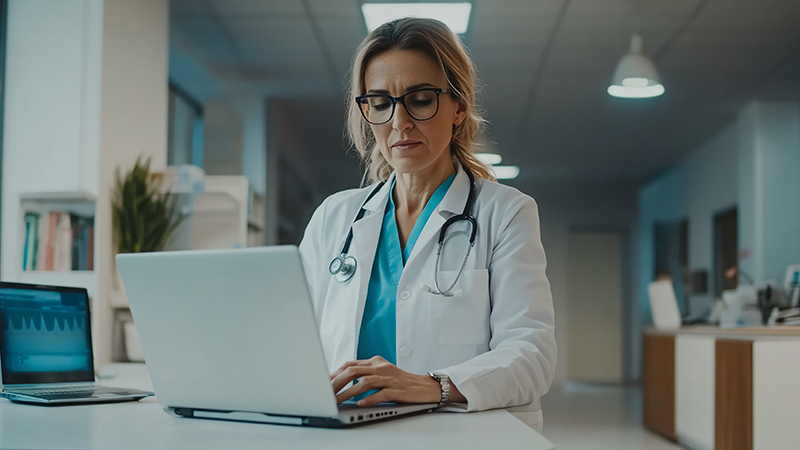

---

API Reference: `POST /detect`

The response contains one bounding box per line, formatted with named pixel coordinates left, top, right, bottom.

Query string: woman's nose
left=392, top=101, right=414, bottom=132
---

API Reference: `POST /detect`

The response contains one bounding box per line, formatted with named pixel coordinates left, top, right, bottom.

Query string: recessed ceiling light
left=491, top=166, right=520, bottom=180
left=607, top=34, right=665, bottom=99
left=361, top=3, right=473, bottom=34
left=475, top=153, right=502, bottom=165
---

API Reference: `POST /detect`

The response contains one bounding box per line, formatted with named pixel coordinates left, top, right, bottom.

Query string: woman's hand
left=331, top=356, right=447, bottom=407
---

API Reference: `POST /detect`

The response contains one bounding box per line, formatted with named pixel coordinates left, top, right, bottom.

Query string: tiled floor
left=540, top=382, right=682, bottom=450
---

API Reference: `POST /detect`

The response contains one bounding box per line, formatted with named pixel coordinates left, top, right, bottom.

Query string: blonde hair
left=346, top=17, right=495, bottom=184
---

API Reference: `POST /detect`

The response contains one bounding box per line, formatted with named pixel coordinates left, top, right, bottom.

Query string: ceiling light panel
left=476, top=153, right=503, bottom=165
left=362, top=3, right=472, bottom=34
left=492, top=166, right=520, bottom=180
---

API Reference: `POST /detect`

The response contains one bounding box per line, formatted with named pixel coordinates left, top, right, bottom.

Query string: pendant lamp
left=607, top=33, right=665, bottom=98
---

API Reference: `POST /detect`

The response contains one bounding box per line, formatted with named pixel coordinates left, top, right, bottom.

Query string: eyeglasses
left=355, top=88, right=452, bottom=125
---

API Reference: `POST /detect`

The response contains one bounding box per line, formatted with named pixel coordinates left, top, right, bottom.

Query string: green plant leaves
left=112, top=156, right=187, bottom=254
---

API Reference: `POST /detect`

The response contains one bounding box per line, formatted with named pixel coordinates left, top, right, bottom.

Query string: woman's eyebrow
left=367, top=83, right=437, bottom=94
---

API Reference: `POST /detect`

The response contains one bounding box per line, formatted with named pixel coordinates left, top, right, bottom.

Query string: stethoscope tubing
left=330, top=168, right=477, bottom=296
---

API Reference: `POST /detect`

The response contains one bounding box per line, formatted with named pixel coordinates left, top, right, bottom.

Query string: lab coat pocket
left=427, top=269, right=491, bottom=345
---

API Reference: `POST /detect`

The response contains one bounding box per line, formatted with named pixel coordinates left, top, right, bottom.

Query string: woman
left=298, top=17, right=556, bottom=429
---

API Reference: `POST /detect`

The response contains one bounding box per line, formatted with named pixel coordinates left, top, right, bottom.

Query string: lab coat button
left=399, top=346, right=412, bottom=357
left=399, top=290, right=411, bottom=300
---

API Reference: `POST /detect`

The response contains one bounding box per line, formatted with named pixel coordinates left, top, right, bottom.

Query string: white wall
left=639, top=121, right=739, bottom=326
left=738, top=102, right=800, bottom=283
left=234, top=98, right=267, bottom=195
left=202, top=100, right=243, bottom=176
left=639, top=100, right=800, bottom=337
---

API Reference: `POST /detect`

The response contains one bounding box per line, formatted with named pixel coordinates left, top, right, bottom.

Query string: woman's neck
left=392, top=159, right=456, bottom=215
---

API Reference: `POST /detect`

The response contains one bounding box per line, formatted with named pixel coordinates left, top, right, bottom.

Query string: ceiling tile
left=692, top=0, right=800, bottom=31
left=222, top=17, right=319, bottom=56
left=171, top=18, right=240, bottom=64
left=470, top=21, right=552, bottom=48
left=472, top=47, right=544, bottom=72
left=316, top=17, right=367, bottom=52
left=308, top=0, right=361, bottom=17
left=475, top=0, right=565, bottom=16
left=171, top=0, right=213, bottom=16
left=636, top=0, right=704, bottom=15
left=206, top=0, right=305, bottom=15
left=568, top=0, right=633, bottom=17
left=472, top=14, right=555, bottom=31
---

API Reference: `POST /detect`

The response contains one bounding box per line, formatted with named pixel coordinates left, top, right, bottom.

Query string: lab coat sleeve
left=298, top=195, right=332, bottom=326
left=436, top=196, right=557, bottom=412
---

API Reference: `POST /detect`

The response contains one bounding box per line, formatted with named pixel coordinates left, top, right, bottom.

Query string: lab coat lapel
left=404, top=163, right=471, bottom=270
left=350, top=177, right=393, bottom=344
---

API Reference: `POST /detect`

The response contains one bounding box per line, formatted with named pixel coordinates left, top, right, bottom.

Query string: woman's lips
left=392, top=140, right=421, bottom=151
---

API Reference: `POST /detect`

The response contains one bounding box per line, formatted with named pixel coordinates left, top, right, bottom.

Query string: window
left=167, top=82, right=203, bottom=168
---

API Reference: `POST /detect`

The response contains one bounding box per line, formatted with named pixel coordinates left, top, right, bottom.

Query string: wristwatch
left=426, top=372, right=450, bottom=408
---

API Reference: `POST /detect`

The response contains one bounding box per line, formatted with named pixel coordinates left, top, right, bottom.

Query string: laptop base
left=167, top=403, right=435, bottom=428
left=4, top=395, right=148, bottom=407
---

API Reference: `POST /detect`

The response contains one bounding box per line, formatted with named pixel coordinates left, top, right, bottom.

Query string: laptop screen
left=0, top=282, right=94, bottom=385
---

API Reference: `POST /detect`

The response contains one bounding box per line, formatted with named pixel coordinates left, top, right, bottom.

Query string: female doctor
left=298, top=18, right=556, bottom=429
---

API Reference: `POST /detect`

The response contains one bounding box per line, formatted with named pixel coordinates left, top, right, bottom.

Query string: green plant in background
left=112, top=156, right=186, bottom=253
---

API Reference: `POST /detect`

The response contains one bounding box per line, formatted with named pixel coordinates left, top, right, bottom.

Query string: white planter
left=123, top=322, right=145, bottom=362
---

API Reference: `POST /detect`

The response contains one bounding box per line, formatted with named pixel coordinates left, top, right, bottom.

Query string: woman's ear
left=453, top=99, right=467, bottom=126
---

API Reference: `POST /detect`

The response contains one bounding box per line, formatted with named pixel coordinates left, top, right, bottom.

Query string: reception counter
left=643, top=326, right=800, bottom=450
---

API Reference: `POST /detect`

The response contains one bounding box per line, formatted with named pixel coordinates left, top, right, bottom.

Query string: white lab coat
left=298, top=162, right=556, bottom=427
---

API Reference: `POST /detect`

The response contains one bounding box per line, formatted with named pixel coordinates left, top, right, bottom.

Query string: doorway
left=567, top=230, right=624, bottom=382
left=714, top=207, right=738, bottom=296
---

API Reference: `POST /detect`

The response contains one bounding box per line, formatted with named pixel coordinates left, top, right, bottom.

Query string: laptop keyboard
left=20, top=387, right=123, bottom=396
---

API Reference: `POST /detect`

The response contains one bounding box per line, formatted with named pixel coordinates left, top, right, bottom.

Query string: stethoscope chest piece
left=329, top=254, right=357, bottom=283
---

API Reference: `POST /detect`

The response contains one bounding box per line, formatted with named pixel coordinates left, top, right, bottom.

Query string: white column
left=234, top=98, right=267, bottom=195
left=95, top=0, right=169, bottom=365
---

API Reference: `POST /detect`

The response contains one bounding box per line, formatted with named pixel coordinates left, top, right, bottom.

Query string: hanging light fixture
left=607, top=33, right=665, bottom=99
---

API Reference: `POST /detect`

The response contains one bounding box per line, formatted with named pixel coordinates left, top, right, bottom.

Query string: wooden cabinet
left=715, top=340, right=753, bottom=450
left=646, top=328, right=800, bottom=450
left=643, top=333, right=676, bottom=440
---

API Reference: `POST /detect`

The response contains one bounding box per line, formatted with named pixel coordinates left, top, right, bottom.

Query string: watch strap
left=426, top=372, right=450, bottom=408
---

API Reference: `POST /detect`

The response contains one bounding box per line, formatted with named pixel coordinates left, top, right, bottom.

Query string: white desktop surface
left=0, top=364, right=556, bottom=450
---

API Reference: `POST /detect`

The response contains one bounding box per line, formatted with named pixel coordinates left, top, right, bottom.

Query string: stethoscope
left=329, top=168, right=477, bottom=297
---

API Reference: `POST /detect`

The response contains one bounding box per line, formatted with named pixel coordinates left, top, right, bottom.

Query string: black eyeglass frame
left=355, top=88, right=453, bottom=125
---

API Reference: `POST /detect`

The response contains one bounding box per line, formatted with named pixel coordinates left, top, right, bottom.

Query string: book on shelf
left=22, top=213, right=39, bottom=271
left=22, top=211, right=94, bottom=271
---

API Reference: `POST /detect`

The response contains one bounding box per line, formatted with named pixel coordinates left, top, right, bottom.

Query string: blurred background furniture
left=643, top=327, right=800, bottom=450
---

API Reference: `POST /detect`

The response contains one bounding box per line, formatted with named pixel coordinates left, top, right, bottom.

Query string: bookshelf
left=18, top=191, right=96, bottom=275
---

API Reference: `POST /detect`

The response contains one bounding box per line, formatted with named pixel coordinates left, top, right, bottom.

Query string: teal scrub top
left=356, top=173, right=456, bottom=364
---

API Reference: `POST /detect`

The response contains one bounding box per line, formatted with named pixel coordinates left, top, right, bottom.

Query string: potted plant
left=112, top=156, right=186, bottom=362
left=112, top=156, right=186, bottom=254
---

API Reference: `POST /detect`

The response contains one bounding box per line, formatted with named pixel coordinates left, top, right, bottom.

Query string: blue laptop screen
left=0, top=284, right=94, bottom=385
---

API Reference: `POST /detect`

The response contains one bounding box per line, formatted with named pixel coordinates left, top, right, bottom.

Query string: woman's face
left=362, top=49, right=466, bottom=176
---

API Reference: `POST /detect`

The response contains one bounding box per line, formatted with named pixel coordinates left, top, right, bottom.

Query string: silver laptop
left=0, top=282, right=153, bottom=405
left=116, top=246, right=436, bottom=427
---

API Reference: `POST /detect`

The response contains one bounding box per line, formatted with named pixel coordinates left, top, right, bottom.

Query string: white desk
left=0, top=364, right=556, bottom=450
